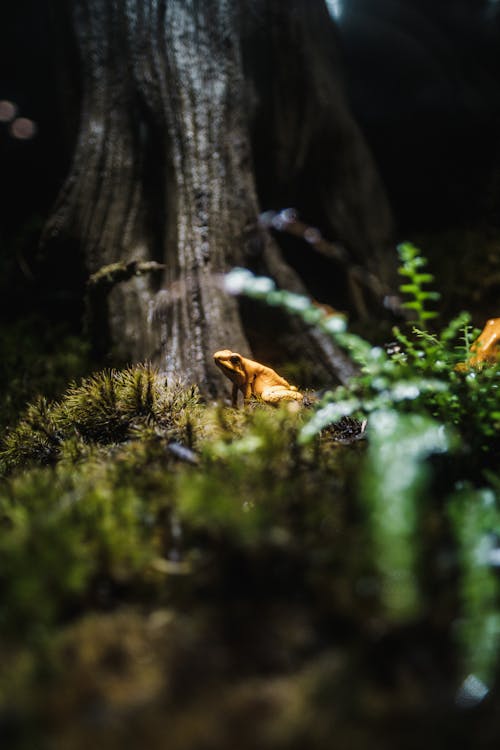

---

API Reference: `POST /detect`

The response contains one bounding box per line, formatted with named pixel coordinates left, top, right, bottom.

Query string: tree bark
left=46, top=0, right=394, bottom=397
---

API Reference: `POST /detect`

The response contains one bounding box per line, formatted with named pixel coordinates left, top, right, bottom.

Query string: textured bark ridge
left=46, top=0, right=394, bottom=396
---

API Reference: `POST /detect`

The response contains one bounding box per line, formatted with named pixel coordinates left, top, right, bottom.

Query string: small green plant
left=397, top=241, right=440, bottom=326
left=224, top=255, right=499, bottom=458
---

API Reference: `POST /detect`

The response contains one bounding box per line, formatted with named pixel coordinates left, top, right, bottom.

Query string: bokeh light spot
left=325, top=0, right=343, bottom=21
left=0, top=100, right=17, bottom=123
left=10, top=117, right=37, bottom=140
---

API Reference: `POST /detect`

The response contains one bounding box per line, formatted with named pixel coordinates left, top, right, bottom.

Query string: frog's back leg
left=260, top=386, right=304, bottom=403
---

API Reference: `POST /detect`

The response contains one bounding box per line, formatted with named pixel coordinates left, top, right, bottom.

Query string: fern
left=397, top=241, right=441, bottom=327
left=224, top=250, right=500, bottom=456
left=449, top=486, right=500, bottom=689
left=361, top=410, right=450, bottom=621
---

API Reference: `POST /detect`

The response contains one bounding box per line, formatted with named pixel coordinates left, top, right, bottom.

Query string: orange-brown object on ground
left=213, top=350, right=304, bottom=407
left=311, top=300, right=344, bottom=318
left=467, top=318, right=500, bottom=367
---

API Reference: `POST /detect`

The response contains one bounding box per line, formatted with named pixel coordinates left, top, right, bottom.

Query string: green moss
left=0, top=464, right=160, bottom=642
left=0, top=321, right=90, bottom=431
left=4, top=245, right=500, bottom=745
left=1, top=365, right=202, bottom=473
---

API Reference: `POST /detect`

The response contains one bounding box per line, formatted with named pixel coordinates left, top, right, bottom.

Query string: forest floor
left=1, top=227, right=500, bottom=749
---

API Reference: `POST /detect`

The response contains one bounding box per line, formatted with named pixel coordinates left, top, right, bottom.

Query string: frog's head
left=213, top=350, right=246, bottom=383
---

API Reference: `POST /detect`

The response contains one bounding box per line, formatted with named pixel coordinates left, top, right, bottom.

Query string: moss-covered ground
left=2, top=230, right=500, bottom=749
left=0, top=342, right=498, bottom=750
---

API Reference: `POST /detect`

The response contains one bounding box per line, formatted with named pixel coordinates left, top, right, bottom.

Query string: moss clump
left=1, top=365, right=201, bottom=473
left=0, top=466, right=157, bottom=641
left=0, top=321, right=90, bottom=432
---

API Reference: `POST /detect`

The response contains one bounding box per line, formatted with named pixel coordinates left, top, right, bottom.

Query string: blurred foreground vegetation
left=2, top=244, right=500, bottom=749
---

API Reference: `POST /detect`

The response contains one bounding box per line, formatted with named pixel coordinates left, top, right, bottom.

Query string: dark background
left=335, top=0, right=500, bottom=232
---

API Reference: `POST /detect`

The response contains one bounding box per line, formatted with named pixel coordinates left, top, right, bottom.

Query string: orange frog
left=466, top=318, right=500, bottom=367
left=213, top=350, right=303, bottom=407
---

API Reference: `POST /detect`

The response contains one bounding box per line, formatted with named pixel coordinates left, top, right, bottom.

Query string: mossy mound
left=1, top=361, right=500, bottom=749
left=1, top=365, right=201, bottom=473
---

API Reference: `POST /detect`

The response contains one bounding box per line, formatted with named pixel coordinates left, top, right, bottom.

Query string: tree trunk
left=46, top=0, right=394, bottom=397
